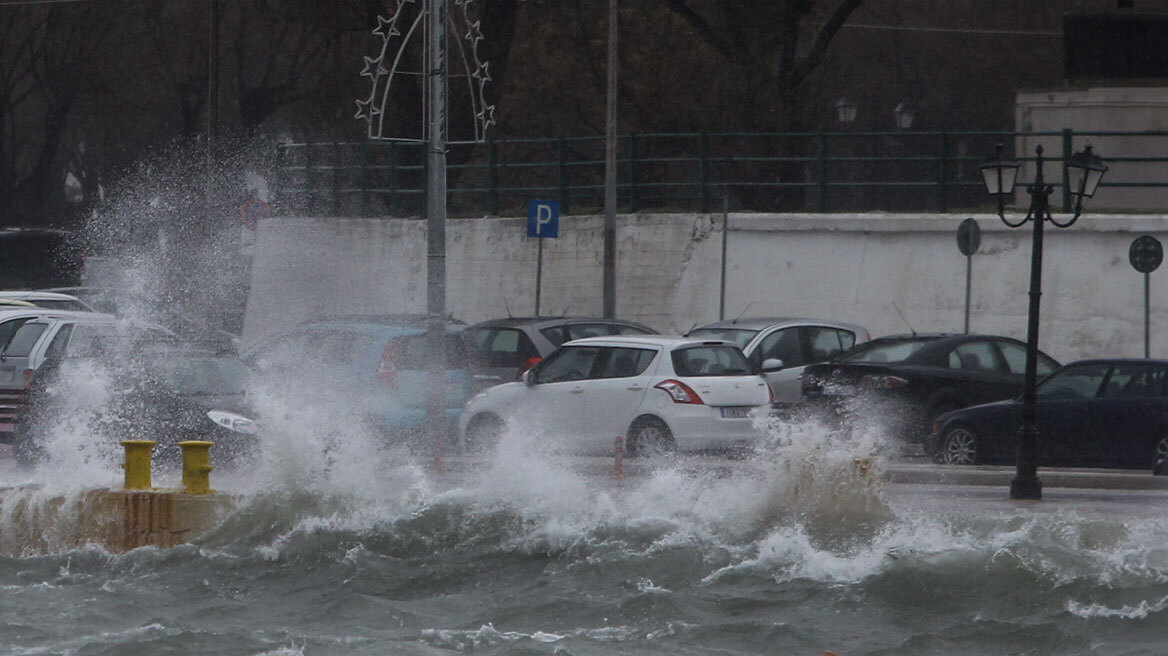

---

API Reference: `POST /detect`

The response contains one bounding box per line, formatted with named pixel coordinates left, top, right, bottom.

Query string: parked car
left=0, top=308, right=123, bottom=441
left=800, top=333, right=1061, bottom=445
left=0, top=290, right=95, bottom=312
left=240, top=315, right=473, bottom=446
left=928, top=359, right=1168, bottom=473
left=12, top=341, right=258, bottom=470
left=462, top=316, right=657, bottom=386
left=686, top=317, right=871, bottom=402
left=458, top=335, right=778, bottom=456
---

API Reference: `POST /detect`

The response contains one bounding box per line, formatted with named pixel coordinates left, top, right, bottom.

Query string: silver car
left=687, top=317, right=871, bottom=403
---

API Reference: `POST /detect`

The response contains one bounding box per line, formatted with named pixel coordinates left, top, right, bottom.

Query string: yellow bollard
left=120, top=440, right=156, bottom=490
left=178, top=441, right=215, bottom=494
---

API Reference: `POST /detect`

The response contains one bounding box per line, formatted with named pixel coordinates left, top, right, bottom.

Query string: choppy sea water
left=4, top=411, right=1168, bottom=656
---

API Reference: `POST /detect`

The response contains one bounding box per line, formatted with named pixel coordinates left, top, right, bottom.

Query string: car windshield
left=151, top=355, right=251, bottom=395
left=685, top=328, right=758, bottom=350
left=671, top=345, right=753, bottom=376
left=837, top=338, right=934, bottom=363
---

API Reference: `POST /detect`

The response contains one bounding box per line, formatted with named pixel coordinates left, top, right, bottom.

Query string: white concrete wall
left=1016, top=87, right=1168, bottom=211
left=243, top=212, right=1168, bottom=364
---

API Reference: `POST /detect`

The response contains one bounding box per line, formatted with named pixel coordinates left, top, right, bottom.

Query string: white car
left=457, top=335, right=778, bottom=455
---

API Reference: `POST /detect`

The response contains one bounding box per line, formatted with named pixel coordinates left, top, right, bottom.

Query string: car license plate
left=720, top=406, right=753, bottom=418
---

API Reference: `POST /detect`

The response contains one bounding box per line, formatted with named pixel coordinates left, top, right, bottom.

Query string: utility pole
left=425, top=0, right=448, bottom=472
left=602, top=0, right=618, bottom=317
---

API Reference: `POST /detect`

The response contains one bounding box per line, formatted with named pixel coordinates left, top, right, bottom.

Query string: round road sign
left=957, top=217, right=981, bottom=256
left=1130, top=235, right=1163, bottom=274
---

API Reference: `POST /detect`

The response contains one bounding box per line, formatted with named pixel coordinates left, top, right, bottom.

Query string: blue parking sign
left=527, top=200, right=559, bottom=238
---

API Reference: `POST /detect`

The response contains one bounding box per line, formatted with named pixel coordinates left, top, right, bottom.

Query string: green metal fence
left=273, top=129, right=1168, bottom=217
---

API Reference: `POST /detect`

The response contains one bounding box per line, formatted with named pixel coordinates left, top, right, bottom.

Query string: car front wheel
left=464, top=414, right=504, bottom=453
left=939, top=425, right=979, bottom=466
left=626, top=416, right=675, bottom=457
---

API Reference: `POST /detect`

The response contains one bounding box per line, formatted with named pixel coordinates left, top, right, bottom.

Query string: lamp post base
left=1010, top=475, right=1042, bottom=500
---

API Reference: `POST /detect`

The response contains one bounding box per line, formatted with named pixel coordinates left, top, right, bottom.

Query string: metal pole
left=535, top=238, right=543, bottom=316
left=425, top=0, right=447, bottom=470
left=207, top=0, right=218, bottom=169
left=602, top=0, right=618, bottom=318
left=1012, top=150, right=1048, bottom=502
left=964, top=253, right=972, bottom=334
left=719, top=194, right=728, bottom=320
left=1146, top=271, right=1151, bottom=358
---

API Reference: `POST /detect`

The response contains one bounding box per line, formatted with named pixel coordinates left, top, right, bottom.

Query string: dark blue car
left=927, top=359, right=1168, bottom=473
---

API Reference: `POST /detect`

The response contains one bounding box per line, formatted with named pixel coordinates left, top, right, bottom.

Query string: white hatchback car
left=457, top=335, right=778, bottom=455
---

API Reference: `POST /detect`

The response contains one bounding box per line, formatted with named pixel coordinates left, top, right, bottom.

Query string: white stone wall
left=243, top=212, right=1168, bottom=364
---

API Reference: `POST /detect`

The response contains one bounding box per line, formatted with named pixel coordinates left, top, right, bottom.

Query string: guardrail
left=273, top=130, right=1168, bottom=218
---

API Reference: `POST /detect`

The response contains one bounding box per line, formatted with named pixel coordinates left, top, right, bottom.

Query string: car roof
left=562, top=335, right=740, bottom=349
left=0, top=307, right=107, bottom=320
left=1058, top=358, right=1168, bottom=367
left=692, top=316, right=867, bottom=332
left=0, top=291, right=85, bottom=302
left=468, top=316, right=653, bottom=330
left=296, top=313, right=465, bottom=327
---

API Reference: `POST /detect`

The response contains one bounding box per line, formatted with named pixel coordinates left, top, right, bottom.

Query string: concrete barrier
left=0, top=487, right=235, bottom=554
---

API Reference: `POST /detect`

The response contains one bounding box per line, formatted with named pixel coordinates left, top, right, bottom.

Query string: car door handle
left=570, top=388, right=585, bottom=394
left=626, top=385, right=644, bottom=391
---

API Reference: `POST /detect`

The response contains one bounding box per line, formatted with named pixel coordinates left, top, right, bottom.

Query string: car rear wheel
left=940, top=425, right=979, bottom=465
left=464, top=414, right=504, bottom=453
left=626, top=416, right=675, bottom=457
left=1153, top=437, right=1168, bottom=476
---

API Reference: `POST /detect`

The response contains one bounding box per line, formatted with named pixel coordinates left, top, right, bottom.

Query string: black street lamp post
left=980, top=142, right=1107, bottom=500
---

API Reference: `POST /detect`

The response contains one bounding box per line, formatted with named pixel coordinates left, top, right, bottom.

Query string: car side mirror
left=760, top=358, right=784, bottom=373
left=522, top=369, right=536, bottom=387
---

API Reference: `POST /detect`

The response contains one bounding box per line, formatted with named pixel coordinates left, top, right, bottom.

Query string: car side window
left=1102, top=364, right=1164, bottom=398
left=1037, top=363, right=1109, bottom=399
left=539, top=326, right=569, bottom=348
left=596, top=347, right=656, bottom=378
left=995, top=339, right=1059, bottom=377
left=757, top=327, right=804, bottom=367
left=948, top=342, right=999, bottom=372
left=996, top=340, right=1027, bottom=374
left=805, top=326, right=855, bottom=362
left=44, top=324, right=73, bottom=359
left=534, top=346, right=601, bottom=383
left=467, top=327, right=539, bottom=367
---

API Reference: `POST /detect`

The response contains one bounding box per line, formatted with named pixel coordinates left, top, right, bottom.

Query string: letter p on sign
left=527, top=200, right=559, bottom=238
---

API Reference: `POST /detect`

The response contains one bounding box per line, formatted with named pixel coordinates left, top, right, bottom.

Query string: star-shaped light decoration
left=356, top=0, right=495, bottom=144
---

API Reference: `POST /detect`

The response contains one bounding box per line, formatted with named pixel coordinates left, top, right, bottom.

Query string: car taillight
left=378, top=340, right=401, bottom=388
left=654, top=379, right=704, bottom=405
left=517, top=356, right=541, bottom=379
left=860, top=374, right=909, bottom=390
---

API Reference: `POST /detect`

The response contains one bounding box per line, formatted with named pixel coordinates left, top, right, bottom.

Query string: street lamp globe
left=1067, top=144, right=1108, bottom=201
left=894, top=102, right=915, bottom=129
left=835, top=98, right=857, bottom=124
left=979, top=144, right=1020, bottom=196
